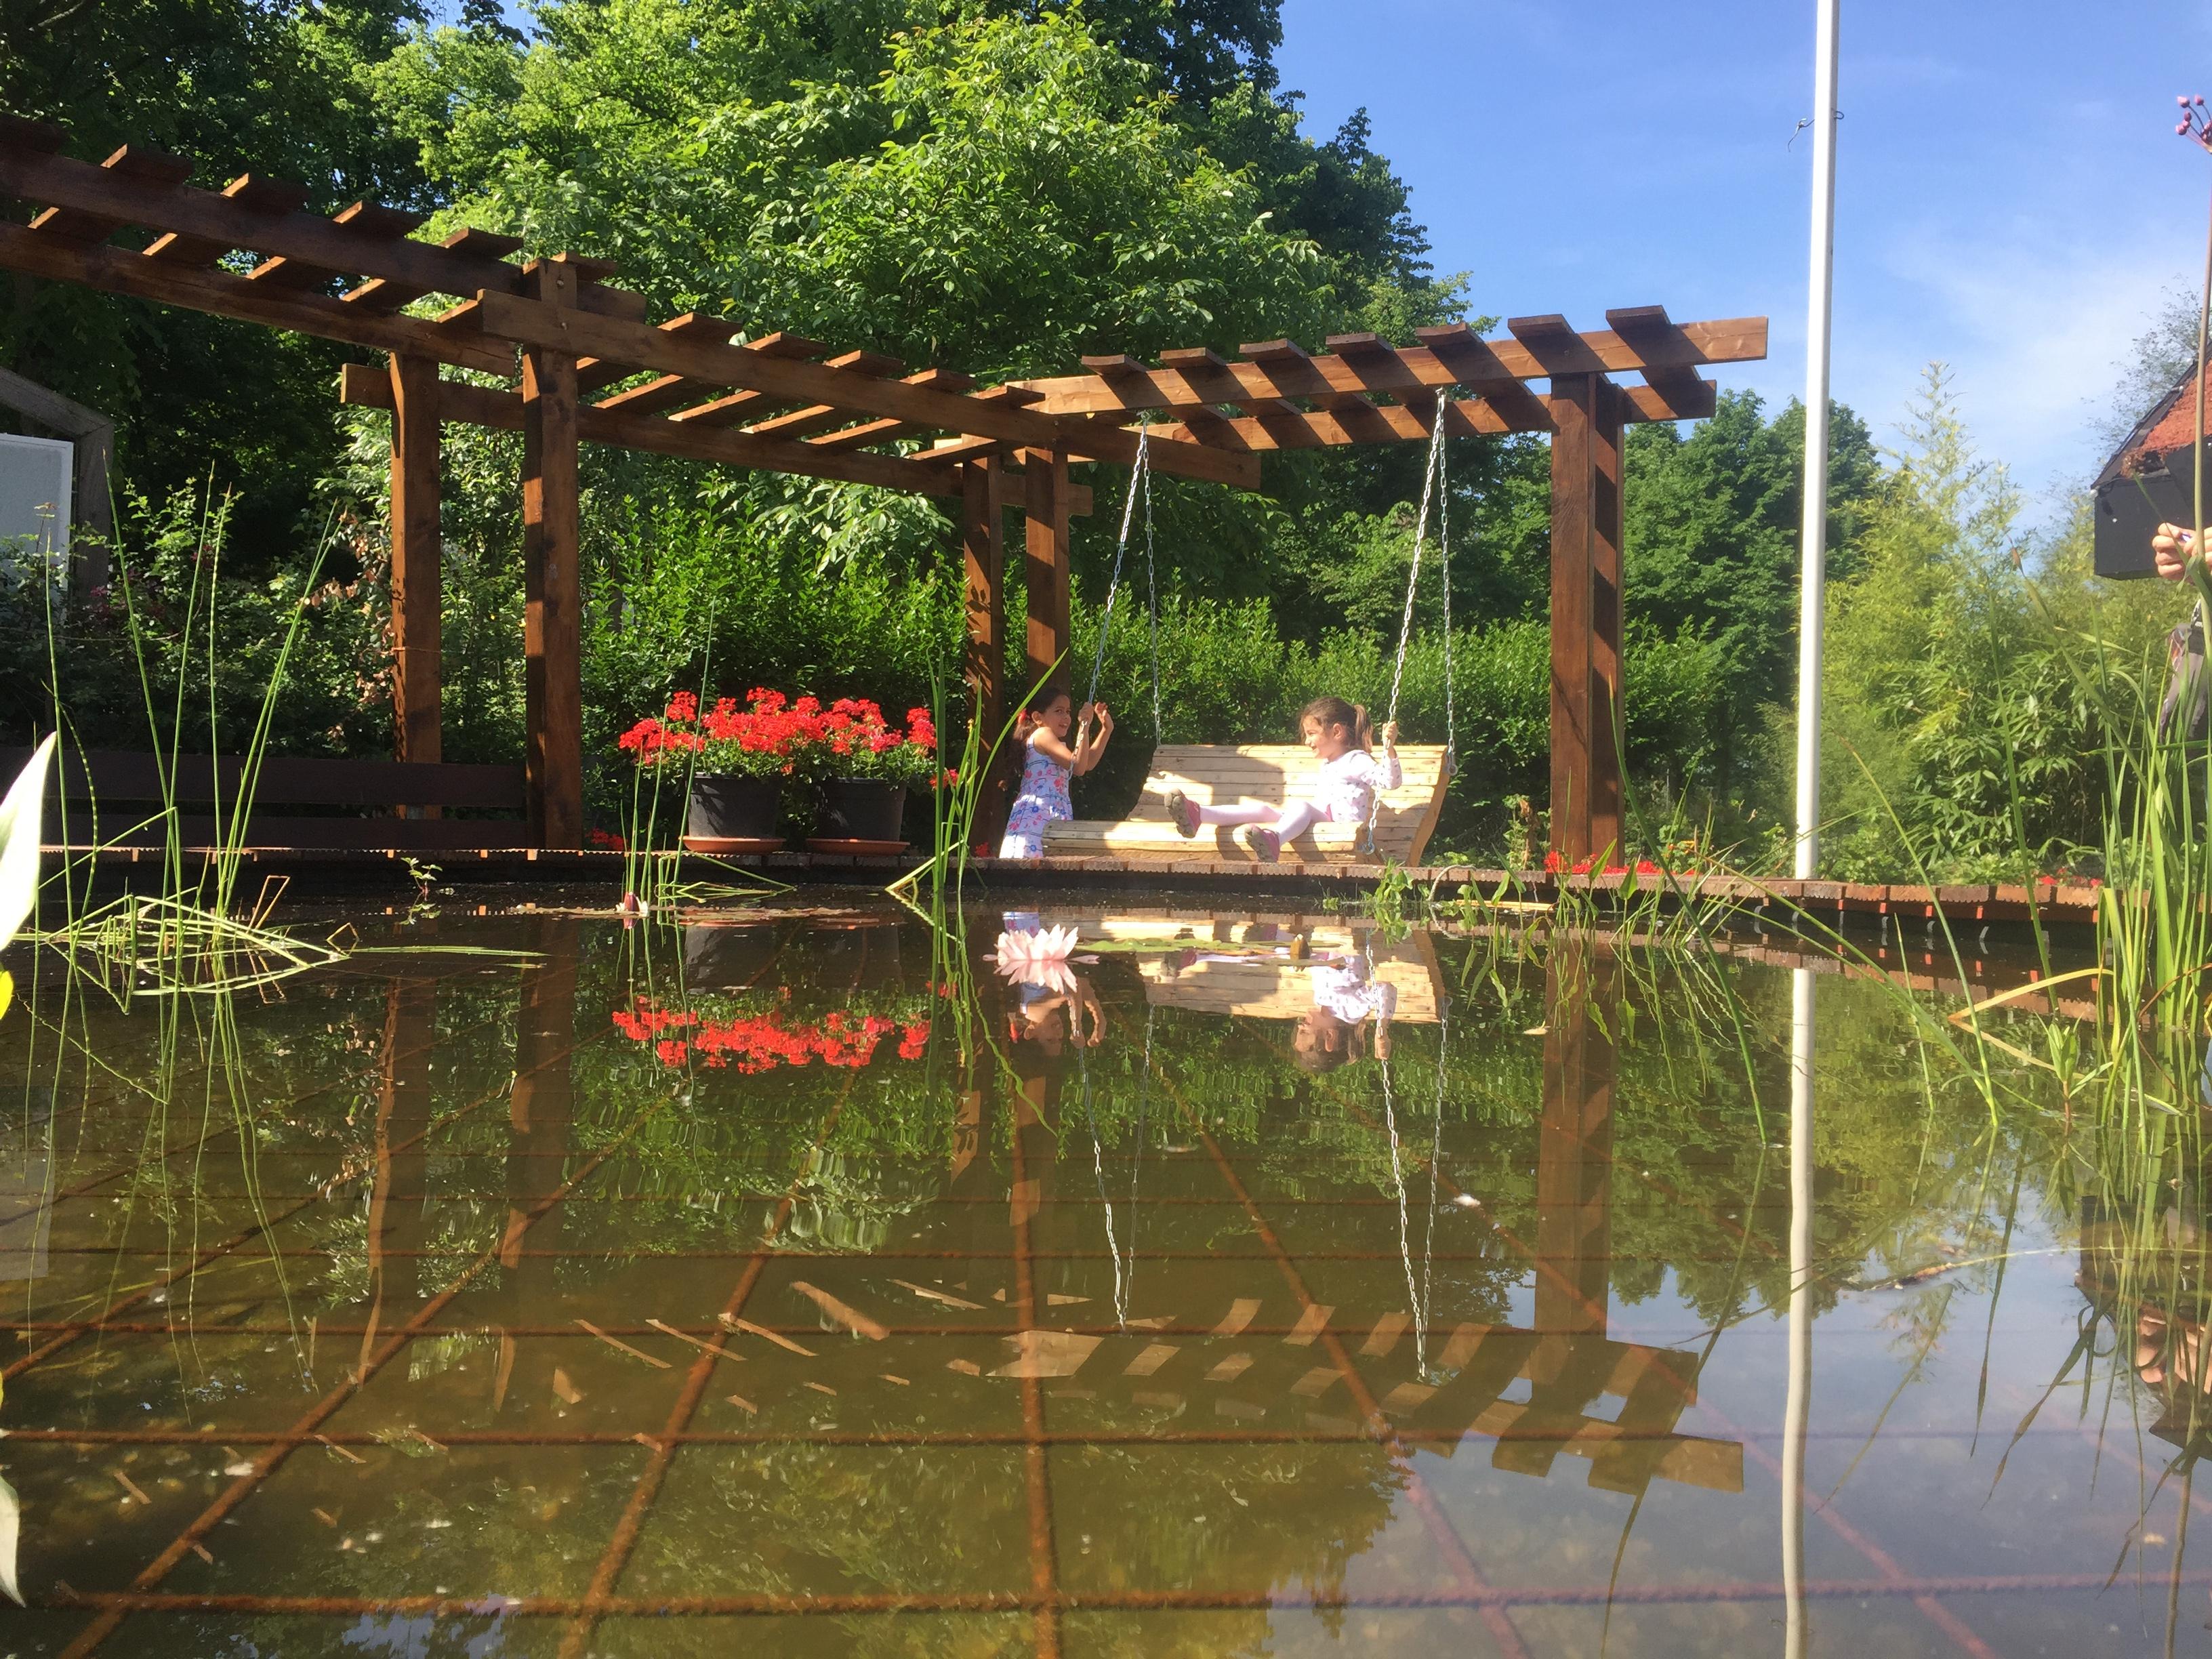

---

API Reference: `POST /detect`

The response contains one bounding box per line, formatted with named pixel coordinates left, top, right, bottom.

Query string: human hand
left=2156, top=523, right=2196, bottom=581
left=1093, top=703, right=1113, bottom=735
left=1378, top=720, right=1399, bottom=750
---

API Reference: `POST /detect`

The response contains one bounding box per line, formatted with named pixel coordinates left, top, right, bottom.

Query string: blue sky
left=1273, top=0, right=2212, bottom=527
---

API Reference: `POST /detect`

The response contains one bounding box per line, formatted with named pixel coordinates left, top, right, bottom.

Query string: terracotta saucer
left=680, top=836, right=784, bottom=855
left=805, top=837, right=910, bottom=857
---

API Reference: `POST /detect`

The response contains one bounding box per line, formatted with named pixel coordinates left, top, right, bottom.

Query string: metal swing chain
left=1077, top=1041, right=1128, bottom=1330
left=1370, top=398, right=1455, bottom=843
left=1082, top=419, right=1154, bottom=741
left=1143, top=432, right=1162, bottom=743
left=1380, top=1023, right=1427, bottom=1371
left=1127, top=1002, right=1156, bottom=1315
left=1382, top=396, right=1452, bottom=733
left=1437, top=417, right=1455, bottom=770
left=1418, top=997, right=1449, bottom=1375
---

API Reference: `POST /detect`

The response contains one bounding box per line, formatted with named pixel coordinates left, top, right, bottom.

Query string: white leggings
left=1193, top=799, right=1330, bottom=840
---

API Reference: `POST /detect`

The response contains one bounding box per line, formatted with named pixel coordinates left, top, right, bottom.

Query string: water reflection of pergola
left=976, top=942, right=1742, bottom=1503
left=0, top=123, right=1764, bottom=862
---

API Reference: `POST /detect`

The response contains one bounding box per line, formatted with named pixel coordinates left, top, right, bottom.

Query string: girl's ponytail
left=1353, top=703, right=1374, bottom=752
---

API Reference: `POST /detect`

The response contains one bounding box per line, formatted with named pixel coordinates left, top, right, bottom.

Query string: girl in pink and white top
left=1164, top=695, right=1401, bottom=862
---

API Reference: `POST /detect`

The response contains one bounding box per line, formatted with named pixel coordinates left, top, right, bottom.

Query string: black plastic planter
left=812, top=778, right=908, bottom=851
left=685, top=774, right=784, bottom=851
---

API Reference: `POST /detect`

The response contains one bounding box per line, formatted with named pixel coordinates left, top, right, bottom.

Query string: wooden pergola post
left=961, top=455, right=1014, bottom=846
left=1021, top=445, right=1071, bottom=699
left=521, top=258, right=583, bottom=849
left=388, top=352, right=441, bottom=769
left=1548, top=373, right=1626, bottom=866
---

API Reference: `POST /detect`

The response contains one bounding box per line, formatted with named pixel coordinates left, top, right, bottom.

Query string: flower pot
left=685, top=774, right=783, bottom=853
left=813, top=778, right=908, bottom=851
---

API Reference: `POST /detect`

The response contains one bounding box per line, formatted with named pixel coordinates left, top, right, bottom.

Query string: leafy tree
left=0, top=0, right=445, bottom=562
left=985, top=0, right=1284, bottom=107
left=1814, top=367, right=2143, bottom=880
left=1622, top=390, right=1880, bottom=789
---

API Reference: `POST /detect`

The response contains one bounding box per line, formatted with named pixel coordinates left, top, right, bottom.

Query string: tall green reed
left=30, top=484, right=348, bottom=996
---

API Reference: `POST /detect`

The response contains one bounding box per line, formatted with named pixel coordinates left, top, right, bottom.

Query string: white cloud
left=1842, top=216, right=2190, bottom=524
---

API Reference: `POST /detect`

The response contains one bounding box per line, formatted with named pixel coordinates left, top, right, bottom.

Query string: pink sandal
left=1165, top=790, right=1200, bottom=837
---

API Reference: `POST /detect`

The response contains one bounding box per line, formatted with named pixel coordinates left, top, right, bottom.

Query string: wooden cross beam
left=0, top=134, right=672, bottom=375
left=342, top=364, right=962, bottom=497
left=469, top=293, right=1261, bottom=489
left=0, top=219, right=516, bottom=375
left=339, top=365, right=1097, bottom=513
left=1007, top=312, right=1764, bottom=428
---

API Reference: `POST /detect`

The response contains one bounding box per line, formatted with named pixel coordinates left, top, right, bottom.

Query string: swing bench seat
left=1039, top=744, right=1452, bottom=866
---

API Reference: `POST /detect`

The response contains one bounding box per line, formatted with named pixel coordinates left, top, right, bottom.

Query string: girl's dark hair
left=1294, top=1011, right=1368, bottom=1073
left=1014, top=684, right=1073, bottom=738
left=1298, top=695, right=1373, bottom=752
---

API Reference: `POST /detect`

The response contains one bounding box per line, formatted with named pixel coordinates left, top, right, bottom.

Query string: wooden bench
left=1041, top=743, right=1450, bottom=865
left=5, top=747, right=531, bottom=851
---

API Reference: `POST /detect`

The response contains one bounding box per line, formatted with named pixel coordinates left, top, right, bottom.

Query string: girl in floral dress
left=997, top=688, right=1114, bottom=859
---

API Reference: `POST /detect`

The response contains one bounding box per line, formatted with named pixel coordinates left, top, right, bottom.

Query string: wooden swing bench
left=1039, top=743, right=1451, bottom=866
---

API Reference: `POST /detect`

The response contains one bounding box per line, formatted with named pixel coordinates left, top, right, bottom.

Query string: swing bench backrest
left=1039, top=744, right=1451, bottom=866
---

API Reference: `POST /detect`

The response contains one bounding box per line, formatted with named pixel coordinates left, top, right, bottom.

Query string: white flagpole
left=1795, top=0, right=1841, bottom=881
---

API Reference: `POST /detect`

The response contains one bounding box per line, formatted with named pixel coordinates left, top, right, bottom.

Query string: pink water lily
left=994, top=924, right=1083, bottom=993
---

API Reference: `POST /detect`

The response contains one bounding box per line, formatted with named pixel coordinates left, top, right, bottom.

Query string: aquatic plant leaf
left=0, top=735, right=55, bottom=954
left=0, top=1468, right=20, bottom=1606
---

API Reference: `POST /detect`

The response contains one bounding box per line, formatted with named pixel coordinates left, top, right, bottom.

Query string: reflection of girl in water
left=1007, top=975, right=1105, bottom=1058
left=1294, top=956, right=1396, bottom=1071
left=995, top=914, right=1105, bottom=1059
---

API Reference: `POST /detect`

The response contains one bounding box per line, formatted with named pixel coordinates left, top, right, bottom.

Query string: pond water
left=0, top=895, right=2195, bottom=1656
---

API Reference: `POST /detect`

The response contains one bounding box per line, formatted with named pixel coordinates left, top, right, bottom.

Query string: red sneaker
left=1165, top=790, right=1200, bottom=837
left=1249, top=827, right=1282, bottom=863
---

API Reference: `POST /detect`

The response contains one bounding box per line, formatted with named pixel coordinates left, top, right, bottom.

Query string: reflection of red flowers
left=611, top=998, right=930, bottom=1073
left=588, top=827, right=628, bottom=850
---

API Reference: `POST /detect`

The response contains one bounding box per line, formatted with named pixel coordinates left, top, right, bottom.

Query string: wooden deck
left=36, top=841, right=2104, bottom=928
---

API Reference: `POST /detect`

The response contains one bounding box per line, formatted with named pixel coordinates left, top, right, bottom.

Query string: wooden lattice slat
left=1605, top=306, right=1719, bottom=420
left=1012, top=316, right=1766, bottom=420
left=743, top=349, right=907, bottom=440
left=0, top=218, right=515, bottom=374
left=28, top=145, right=192, bottom=243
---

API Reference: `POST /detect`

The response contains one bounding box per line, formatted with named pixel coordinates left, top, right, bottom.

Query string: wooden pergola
left=0, top=117, right=1766, bottom=861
